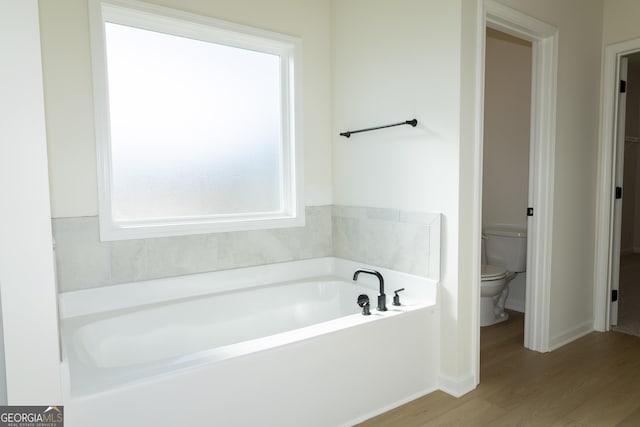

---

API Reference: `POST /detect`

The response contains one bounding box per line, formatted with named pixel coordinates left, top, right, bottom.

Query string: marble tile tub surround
left=53, top=205, right=441, bottom=292
left=53, top=206, right=332, bottom=292
left=332, top=205, right=441, bottom=280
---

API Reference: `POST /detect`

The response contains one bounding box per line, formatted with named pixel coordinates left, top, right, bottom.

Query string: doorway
left=482, top=28, right=532, bottom=331
left=480, top=1, right=559, bottom=355
left=611, top=52, right=640, bottom=336
left=594, top=38, right=640, bottom=333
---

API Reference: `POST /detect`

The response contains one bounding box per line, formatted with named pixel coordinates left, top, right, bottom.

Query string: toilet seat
left=481, top=264, right=506, bottom=281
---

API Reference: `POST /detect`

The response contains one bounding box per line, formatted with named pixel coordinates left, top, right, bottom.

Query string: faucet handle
left=393, top=288, right=405, bottom=306
left=357, top=294, right=371, bottom=316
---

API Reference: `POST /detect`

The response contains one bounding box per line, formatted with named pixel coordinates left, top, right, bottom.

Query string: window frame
left=88, top=0, right=304, bottom=241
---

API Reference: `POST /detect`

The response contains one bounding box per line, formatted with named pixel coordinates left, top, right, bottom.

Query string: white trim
left=437, top=373, right=477, bottom=398
left=548, top=321, right=593, bottom=351
left=0, top=0, right=63, bottom=403
left=609, top=57, right=628, bottom=327
left=483, top=0, right=558, bottom=353
left=88, top=0, right=304, bottom=241
left=594, top=38, right=640, bottom=331
left=469, top=0, right=485, bottom=388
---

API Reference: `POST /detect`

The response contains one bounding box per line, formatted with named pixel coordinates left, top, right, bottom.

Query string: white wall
left=603, top=0, right=640, bottom=46
left=482, top=28, right=531, bottom=230
left=0, top=0, right=62, bottom=404
left=498, top=0, right=603, bottom=347
left=332, top=1, right=462, bottom=215
left=39, top=0, right=333, bottom=218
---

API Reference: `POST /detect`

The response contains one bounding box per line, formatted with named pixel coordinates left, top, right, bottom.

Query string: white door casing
left=610, top=57, right=628, bottom=327
left=482, top=0, right=558, bottom=353
left=595, top=39, right=640, bottom=332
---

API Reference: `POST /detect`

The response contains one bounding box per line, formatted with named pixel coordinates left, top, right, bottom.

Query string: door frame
left=610, top=56, right=628, bottom=327
left=480, top=1, right=558, bottom=353
left=594, top=39, right=640, bottom=331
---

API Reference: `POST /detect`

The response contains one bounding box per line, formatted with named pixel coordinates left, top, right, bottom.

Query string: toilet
left=480, top=226, right=527, bottom=327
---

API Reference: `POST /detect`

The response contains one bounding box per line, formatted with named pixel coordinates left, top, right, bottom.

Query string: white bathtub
left=73, top=279, right=375, bottom=368
left=60, top=257, right=438, bottom=427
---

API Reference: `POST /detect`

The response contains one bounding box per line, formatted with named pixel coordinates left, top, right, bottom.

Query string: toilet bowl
left=480, top=263, right=510, bottom=327
left=480, top=226, right=527, bottom=327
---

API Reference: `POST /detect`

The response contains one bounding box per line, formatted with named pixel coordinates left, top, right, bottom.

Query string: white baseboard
left=437, top=373, right=476, bottom=398
left=548, top=320, right=593, bottom=351
left=341, top=386, right=438, bottom=427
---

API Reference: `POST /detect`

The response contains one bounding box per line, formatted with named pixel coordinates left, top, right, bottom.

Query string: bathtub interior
left=71, top=278, right=366, bottom=368
left=59, top=257, right=437, bottom=397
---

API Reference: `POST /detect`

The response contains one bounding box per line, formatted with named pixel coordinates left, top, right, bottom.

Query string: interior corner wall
left=39, top=0, right=333, bottom=218
left=497, top=0, right=603, bottom=346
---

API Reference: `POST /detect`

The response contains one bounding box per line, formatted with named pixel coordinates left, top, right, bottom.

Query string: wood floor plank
left=419, top=397, right=506, bottom=426
left=358, top=391, right=472, bottom=426
left=357, top=311, right=640, bottom=427
left=563, top=368, right=640, bottom=426
left=615, top=405, right=640, bottom=426
left=615, top=253, right=640, bottom=337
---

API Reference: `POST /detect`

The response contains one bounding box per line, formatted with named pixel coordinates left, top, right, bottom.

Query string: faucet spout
left=352, top=269, right=387, bottom=311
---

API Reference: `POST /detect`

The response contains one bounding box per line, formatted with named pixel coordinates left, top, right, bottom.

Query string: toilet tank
left=483, top=226, right=527, bottom=272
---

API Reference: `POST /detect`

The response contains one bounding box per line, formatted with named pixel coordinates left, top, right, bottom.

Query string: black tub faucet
left=353, top=269, right=387, bottom=311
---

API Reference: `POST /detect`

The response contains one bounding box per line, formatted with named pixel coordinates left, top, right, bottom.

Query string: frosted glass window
left=89, top=0, right=303, bottom=240
left=106, top=23, right=282, bottom=219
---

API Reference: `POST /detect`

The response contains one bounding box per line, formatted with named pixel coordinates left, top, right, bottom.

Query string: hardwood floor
left=357, top=311, right=640, bottom=426
left=615, top=253, right=640, bottom=337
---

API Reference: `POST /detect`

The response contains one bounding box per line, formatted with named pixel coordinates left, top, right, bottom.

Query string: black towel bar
left=340, top=119, right=418, bottom=138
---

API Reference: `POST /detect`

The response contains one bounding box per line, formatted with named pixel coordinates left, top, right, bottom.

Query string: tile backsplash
left=332, top=206, right=440, bottom=279
left=53, top=205, right=440, bottom=292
